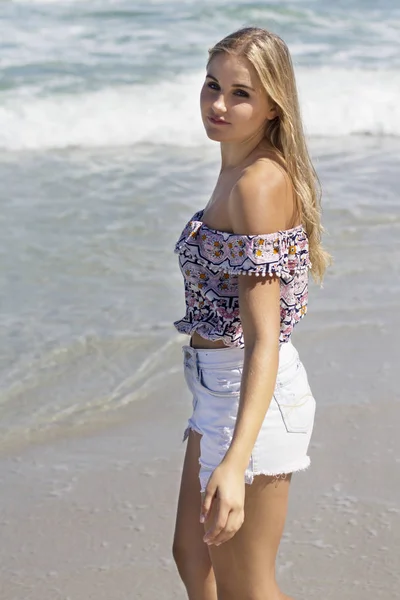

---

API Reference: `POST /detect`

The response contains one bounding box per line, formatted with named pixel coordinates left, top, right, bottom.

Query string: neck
left=219, top=130, right=267, bottom=170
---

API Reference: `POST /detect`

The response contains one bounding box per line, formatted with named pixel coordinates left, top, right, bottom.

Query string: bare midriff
left=190, top=330, right=231, bottom=349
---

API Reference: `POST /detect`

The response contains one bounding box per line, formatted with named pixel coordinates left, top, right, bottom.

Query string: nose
left=212, top=93, right=227, bottom=114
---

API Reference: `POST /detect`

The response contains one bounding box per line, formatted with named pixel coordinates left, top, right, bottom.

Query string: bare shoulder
left=229, top=157, right=293, bottom=235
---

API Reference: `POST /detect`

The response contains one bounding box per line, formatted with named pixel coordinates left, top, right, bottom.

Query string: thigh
left=174, top=429, right=206, bottom=546
left=173, top=430, right=217, bottom=598
left=206, top=473, right=292, bottom=598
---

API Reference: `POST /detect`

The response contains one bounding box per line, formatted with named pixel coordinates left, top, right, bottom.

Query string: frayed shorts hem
left=183, top=424, right=311, bottom=493
left=250, top=456, right=311, bottom=478
left=183, top=422, right=202, bottom=441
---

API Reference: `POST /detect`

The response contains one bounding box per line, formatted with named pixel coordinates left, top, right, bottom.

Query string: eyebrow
left=206, top=73, right=255, bottom=92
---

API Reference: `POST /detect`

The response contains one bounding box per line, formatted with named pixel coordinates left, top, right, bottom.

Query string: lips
left=208, top=116, right=230, bottom=125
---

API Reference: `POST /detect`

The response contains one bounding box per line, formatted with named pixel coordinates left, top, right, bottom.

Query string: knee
left=172, top=538, right=186, bottom=572
left=216, top=581, right=281, bottom=600
left=172, top=537, right=209, bottom=580
left=218, top=593, right=278, bottom=600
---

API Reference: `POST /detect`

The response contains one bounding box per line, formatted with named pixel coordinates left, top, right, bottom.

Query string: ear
left=266, top=103, right=278, bottom=121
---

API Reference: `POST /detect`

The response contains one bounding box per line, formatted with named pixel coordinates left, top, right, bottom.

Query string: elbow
left=243, top=334, right=280, bottom=355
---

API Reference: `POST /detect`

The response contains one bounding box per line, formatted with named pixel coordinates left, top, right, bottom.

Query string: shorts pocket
left=199, top=365, right=242, bottom=397
left=273, top=361, right=315, bottom=434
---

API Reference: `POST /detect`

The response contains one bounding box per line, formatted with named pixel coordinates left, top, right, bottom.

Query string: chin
left=203, top=126, right=231, bottom=142
left=205, top=131, right=224, bottom=141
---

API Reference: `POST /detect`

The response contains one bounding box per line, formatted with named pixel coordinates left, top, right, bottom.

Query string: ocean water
left=1, top=0, right=400, bottom=451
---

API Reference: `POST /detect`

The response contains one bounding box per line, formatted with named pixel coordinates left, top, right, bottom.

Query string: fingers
left=203, top=496, right=230, bottom=545
left=203, top=499, right=244, bottom=546
left=199, top=468, right=246, bottom=545
left=210, top=509, right=244, bottom=546
left=200, top=482, right=216, bottom=523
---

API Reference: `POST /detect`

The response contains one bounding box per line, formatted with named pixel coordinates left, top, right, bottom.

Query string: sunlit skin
left=200, top=53, right=278, bottom=168
left=174, top=48, right=299, bottom=600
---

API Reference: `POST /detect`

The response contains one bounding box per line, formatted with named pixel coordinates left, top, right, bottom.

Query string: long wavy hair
left=208, top=27, right=332, bottom=285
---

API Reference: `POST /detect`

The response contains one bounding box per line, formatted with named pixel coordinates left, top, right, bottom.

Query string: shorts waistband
left=181, top=339, right=299, bottom=373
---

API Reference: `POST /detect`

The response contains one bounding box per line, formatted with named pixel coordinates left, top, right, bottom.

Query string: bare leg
left=206, top=473, right=294, bottom=600
left=173, top=430, right=218, bottom=600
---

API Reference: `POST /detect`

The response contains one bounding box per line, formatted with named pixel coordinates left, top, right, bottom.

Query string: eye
left=234, top=89, right=249, bottom=98
left=207, top=81, right=220, bottom=91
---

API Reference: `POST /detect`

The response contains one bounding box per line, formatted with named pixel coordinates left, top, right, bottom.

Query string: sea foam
left=1, top=67, right=399, bottom=151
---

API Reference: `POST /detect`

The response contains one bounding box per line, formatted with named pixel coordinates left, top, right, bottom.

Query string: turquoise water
left=1, top=0, right=399, bottom=449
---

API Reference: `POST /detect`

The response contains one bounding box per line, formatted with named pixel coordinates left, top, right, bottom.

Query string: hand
left=200, top=461, right=245, bottom=546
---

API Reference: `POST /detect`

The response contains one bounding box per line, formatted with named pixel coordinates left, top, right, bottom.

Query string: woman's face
left=200, top=52, right=276, bottom=143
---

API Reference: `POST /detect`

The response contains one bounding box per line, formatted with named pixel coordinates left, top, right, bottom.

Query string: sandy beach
left=1, top=318, right=399, bottom=600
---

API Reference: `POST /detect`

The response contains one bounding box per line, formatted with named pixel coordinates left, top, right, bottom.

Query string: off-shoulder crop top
left=173, top=209, right=312, bottom=348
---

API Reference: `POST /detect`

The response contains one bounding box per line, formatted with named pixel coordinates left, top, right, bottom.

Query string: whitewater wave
left=1, top=67, right=399, bottom=151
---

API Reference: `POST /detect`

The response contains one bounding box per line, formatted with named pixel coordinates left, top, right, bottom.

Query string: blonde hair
left=208, top=27, right=332, bottom=285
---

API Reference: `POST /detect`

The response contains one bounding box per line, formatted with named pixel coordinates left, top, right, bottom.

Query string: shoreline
left=1, top=302, right=397, bottom=460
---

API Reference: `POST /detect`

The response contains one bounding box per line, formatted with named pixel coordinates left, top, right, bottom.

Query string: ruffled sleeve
left=175, top=216, right=312, bottom=280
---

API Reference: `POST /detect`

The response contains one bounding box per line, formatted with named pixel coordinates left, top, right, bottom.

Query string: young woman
left=172, top=27, right=331, bottom=600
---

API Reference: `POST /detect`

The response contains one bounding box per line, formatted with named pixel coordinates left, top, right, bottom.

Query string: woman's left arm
left=201, top=159, right=291, bottom=546
left=222, top=263, right=281, bottom=470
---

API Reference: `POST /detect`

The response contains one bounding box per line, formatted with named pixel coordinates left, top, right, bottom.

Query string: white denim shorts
left=181, top=339, right=316, bottom=493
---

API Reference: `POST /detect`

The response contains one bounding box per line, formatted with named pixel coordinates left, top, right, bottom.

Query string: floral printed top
left=173, top=209, right=312, bottom=348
